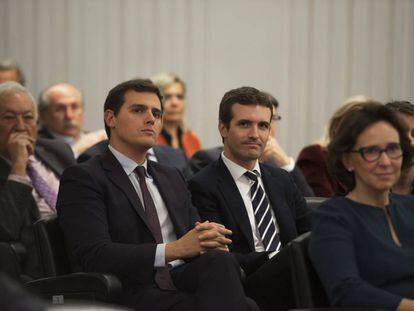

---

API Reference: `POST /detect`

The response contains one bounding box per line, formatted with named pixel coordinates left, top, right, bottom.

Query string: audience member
left=151, top=73, right=201, bottom=158
left=189, top=91, right=314, bottom=196
left=297, top=95, right=373, bottom=197
left=77, top=139, right=191, bottom=177
left=0, top=82, right=75, bottom=279
left=0, top=58, right=25, bottom=85
left=57, top=79, right=258, bottom=311
left=309, top=102, right=414, bottom=310
left=38, top=83, right=107, bottom=157
left=188, top=86, right=312, bottom=311
left=386, top=100, right=414, bottom=195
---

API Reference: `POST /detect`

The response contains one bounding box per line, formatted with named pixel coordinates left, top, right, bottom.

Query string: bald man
left=38, top=83, right=107, bottom=156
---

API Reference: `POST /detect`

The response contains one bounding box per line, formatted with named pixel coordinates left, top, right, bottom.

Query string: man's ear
left=218, top=121, right=228, bottom=140
left=104, top=110, right=115, bottom=129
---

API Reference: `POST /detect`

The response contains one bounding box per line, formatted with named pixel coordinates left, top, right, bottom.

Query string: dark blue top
left=309, top=194, right=414, bottom=310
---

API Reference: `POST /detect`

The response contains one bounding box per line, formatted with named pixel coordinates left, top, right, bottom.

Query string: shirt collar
left=108, top=144, right=148, bottom=176
left=221, top=151, right=261, bottom=181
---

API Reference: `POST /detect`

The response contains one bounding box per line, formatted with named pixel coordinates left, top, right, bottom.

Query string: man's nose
left=65, top=107, right=75, bottom=119
left=248, top=125, right=259, bottom=138
left=14, top=115, right=26, bottom=130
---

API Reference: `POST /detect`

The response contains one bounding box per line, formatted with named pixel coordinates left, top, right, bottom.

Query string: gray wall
left=1, top=0, right=413, bottom=157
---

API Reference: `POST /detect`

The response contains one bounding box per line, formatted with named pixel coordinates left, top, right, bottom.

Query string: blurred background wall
left=1, top=0, right=413, bottom=157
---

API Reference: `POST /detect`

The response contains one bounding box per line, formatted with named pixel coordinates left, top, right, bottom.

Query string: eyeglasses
left=349, top=143, right=403, bottom=162
left=272, top=115, right=282, bottom=121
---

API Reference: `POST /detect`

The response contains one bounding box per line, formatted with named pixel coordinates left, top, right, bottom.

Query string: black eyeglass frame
left=349, top=143, right=403, bottom=163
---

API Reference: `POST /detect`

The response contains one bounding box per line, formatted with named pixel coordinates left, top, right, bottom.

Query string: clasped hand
left=165, top=221, right=232, bottom=261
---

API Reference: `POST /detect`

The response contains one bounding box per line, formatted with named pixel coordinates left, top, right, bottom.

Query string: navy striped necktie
left=244, top=170, right=281, bottom=252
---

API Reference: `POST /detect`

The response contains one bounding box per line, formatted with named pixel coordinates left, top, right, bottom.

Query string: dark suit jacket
left=77, top=140, right=190, bottom=178
left=189, top=146, right=314, bottom=197
left=188, top=157, right=312, bottom=275
left=57, top=148, right=199, bottom=302
left=0, top=138, right=75, bottom=279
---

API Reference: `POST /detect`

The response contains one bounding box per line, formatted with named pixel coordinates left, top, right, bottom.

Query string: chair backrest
left=305, top=197, right=327, bottom=210
left=33, top=214, right=71, bottom=277
left=288, top=232, right=329, bottom=308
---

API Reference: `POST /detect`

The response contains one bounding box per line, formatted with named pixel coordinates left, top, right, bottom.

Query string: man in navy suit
left=188, top=87, right=313, bottom=311
left=57, top=79, right=257, bottom=311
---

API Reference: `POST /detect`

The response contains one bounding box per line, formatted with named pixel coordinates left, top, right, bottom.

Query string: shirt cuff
left=154, top=243, right=166, bottom=267
left=8, top=174, right=32, bottom=187
left=280, top=157, right=295, bottom=172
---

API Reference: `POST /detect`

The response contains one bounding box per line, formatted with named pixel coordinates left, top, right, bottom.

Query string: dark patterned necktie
left=244, top=170, right=280, bottom=252
left=135, top=166, right=175, bottom=290
left=26, top=158, right=57, bottom=211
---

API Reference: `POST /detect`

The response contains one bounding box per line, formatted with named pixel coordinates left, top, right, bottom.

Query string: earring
left=347, top=167, right=354, bottom=172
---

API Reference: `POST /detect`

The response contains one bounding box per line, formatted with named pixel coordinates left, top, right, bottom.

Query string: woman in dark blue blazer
left=309, top=102, right=414, bottom=311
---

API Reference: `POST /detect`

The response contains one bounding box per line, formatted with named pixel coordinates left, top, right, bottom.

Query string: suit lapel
left=101, top=149, right=151, bottom=231
left=35, top=144, right=64, bottom=176
left=152, top=146, right=167, bottom=163
left=147, top=162, right=187, bottom=238
left=216, top=158, right=255, bottom=250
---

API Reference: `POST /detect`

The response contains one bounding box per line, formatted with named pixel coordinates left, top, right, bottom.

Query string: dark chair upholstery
left=25, top=214, right=122, bottom=305
left=287, top=231, right=388, bottom=311
left=288, top=232, right=329, bottom=308
left=0, top=242, right=25, bottom=281
left=305, top=197, right=327, bottom=210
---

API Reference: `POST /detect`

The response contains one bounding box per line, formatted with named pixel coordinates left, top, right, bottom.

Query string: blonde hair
left=150, top=72, right=186, bottom=96
left=319, top=95, right=376, bottom=147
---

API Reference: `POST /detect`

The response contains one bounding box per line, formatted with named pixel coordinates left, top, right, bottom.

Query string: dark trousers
left=133, top=250, right=259, bottom=311
left=245, top=246, right=293, bottom=311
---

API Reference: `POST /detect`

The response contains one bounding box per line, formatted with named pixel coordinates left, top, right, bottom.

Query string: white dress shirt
left=221, top=153, right=279, bottom=258
left=109, top=145, right=182, bottom=267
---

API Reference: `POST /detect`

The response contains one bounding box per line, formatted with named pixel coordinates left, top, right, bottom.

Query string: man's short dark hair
left=219, top=87, right=273, bottom=128
left=385, top=100, right=414, bottom=116
left=103, top=79, right=163, bottom=138
left=327, top=102, right=412, bottom=192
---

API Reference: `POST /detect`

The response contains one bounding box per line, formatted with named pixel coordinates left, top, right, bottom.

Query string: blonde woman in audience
left=150, top=73, right=201, bottom=158
left=309, top=102, right=414, bottom=310
left=386, top=100, right=414, bottom=195
left=297, top=95, right=373, bottom=197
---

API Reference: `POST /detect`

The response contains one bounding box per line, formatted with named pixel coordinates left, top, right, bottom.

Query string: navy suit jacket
left=57, top=148, right=199, bottom=300
left=188, top=157, right=312, bottom=274
left=0, top=138, right=75, bottom=278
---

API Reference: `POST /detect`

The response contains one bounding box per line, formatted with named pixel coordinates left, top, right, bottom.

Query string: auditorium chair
left=288, top=232, right=329, bottom=308
left=305, top=196, right=327, bottom=210
left=287, top=233, right=387, bottom=311
left=25, top=214, right=122, bottom=305
left=0, top=241, right=26, bottom=282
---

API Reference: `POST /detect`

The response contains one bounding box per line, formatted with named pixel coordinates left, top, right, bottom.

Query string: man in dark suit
left=77, top=139, right=191, bottom=178
left=0, top=82, right=75, bottom=280
left=188, top=87, right=313, bottom=311
left=189, top=93, right=314, bottom=196
left=57, top=79, right=257, bottom=311
left=37, top=83, right=107, bottom=157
